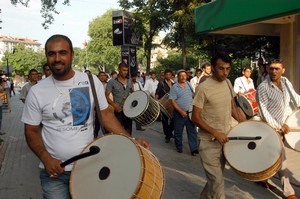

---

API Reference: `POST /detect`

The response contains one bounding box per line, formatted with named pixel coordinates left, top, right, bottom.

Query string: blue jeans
left=40, top=169, right=71, bottom=199
left=173, top=111, right=198, bottom=152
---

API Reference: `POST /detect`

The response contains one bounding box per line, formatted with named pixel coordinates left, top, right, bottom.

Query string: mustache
left=51, top=61, right=64, bottom=66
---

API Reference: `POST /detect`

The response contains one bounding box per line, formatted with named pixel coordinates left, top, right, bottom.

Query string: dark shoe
left=0, top=132, right=6, bottom=135
left=136, top=128, right=145, bottom=131
left=177, top=149, right=183, bottom=153
left=165, top=138, right=170, bottom=143
left=191, top=150, right=199, bottom=156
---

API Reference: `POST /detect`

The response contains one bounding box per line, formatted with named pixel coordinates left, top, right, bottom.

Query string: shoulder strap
left=88, top=74, right=105, bottom=138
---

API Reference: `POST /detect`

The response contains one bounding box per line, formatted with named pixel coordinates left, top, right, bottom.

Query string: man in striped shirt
left=169, top=69, right=198, bottom=155
left=257, top=59, right=300, bottom=199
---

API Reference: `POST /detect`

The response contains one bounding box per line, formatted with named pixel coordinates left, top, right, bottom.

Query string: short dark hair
left=118, top=62, right=128, bottom=68
left=45, top=34, right=73, bottom=53
left=201, top=62, right=211, bottom=69
left=28, top=69, right=38, bottom=76
left=243, top=66, right=252, bottom=72
left=131, top=72, right=138, bottom=77
left=110, top=71, right=117, bottom=75
left=164, top=69, right=172, bottom=74
left=211, top=52, right=231, bottom=67
left=42, top=63, right=49, bottom=70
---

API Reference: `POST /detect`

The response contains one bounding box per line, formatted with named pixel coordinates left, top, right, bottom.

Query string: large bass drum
left=70, top=134, right=165, bottom=199
left=123, top=90, right=160, bottom=126
left=158, top=94, right=174, bottom=119
left=223, top=121, right=282, bottom=181
left=285, top=110, right=300, bottom=152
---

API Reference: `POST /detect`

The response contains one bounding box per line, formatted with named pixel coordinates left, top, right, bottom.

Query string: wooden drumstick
left=60, top=146, right=100, bottom=167
left=212, top=136, right=262, bottom=141
left=290, top=127, right=300, bottom=132
left=228, top=136, right=262, bottom=140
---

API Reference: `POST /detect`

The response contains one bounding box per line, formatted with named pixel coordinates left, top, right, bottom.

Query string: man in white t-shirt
left=21, top=34, right=149, bottom=199
left=233, top=66, right=255, bottom=95
left=144, top=72, right=159, bottom=97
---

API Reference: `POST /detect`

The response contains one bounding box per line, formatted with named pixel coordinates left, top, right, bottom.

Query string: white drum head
left=224, top=121, right=281, bottom=174
left=123, top=91, right=149, bottom=118
left=70, top=135, right=142, bottom=199
left=238, top=96, right=254, bottom=116
left=285, top=110, right=300, bottom=152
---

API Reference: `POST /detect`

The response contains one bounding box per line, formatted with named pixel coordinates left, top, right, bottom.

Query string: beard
left=50, top=62, right=72, bottom=78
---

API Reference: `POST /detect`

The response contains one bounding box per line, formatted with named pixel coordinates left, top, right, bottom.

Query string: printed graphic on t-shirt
left=52, top=87, right=91, bottom=126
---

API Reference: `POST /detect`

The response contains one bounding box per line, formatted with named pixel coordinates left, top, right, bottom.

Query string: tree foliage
left=1, top=44, right=45, bottom=76
left=118, top=0, right=172, bottom=74
left=10, top=0, right=70, bottom=29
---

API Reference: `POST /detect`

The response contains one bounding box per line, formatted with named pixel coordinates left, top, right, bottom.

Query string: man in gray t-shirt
left=106, top=62, right=133, bottom=135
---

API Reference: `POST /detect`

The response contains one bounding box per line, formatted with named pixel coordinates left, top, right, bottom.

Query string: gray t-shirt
left=106, top=77, right=132, bottom=107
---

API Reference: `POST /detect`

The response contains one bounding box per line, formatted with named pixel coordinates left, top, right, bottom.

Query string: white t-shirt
left=21, top=71, right=108, bottom=171
left=144, top=78, right=159, bottom=97
left=233, top=76, right=255, bottom=94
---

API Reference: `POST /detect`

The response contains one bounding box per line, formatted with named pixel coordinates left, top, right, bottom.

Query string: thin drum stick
left=290, top=127, right=300, bottom=132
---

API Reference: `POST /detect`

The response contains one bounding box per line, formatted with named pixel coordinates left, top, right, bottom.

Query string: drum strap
left=225, top=79, right=244, bottom=122
left=88, top=74, right=105, bottom=138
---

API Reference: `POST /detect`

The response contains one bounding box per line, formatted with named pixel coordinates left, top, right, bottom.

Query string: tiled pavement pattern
left=0, top=93, right=300, bottom=199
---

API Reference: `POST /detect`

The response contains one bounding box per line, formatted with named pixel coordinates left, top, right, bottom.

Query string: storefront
left=194, top=0, right=300, bottom=91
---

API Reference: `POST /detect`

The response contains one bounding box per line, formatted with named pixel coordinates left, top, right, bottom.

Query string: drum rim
left=230, top=153, right=282, bottom=181
left=238, top=95, right=256, bottom=116
left=284, top=110, right=300, bottom=152
left=69, top=134, right=165, bottom=198
left=133, top=99, right=160, bottom=126
left=123, top=90, right=150, bottom=118
left=224, top=120, right=283, bottom=176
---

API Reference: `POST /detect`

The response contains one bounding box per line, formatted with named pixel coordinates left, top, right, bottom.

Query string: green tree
left=118, top=0, right=171, bottom=74
left=87, top=9, right=120, bottom=74
left=163, top=0, right=205, bottom=69
left=1, top=44, right=45, bottom=76
left=156, top=51, right=198, bottom=73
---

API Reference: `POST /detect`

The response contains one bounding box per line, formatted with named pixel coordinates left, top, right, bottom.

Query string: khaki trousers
left=199, top=139, right=226, bottom=199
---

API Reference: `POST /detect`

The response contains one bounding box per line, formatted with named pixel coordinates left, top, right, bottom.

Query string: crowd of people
left=0, top=33, right=298, bottom=199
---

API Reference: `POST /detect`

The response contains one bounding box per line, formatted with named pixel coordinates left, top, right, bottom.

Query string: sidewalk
left=0, top=94, right=300, bottom=198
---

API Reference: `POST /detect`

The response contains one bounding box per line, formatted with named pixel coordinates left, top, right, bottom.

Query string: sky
left=0, top=0, right=120, bottom=48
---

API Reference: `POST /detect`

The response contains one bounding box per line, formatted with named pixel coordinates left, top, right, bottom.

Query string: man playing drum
left=233, top=66, right=255, bottom=96
left=191, top=52, right=246, bottom=198
left=155, top=69, right=174, bottom=143
left=106, top=62, right=133, bottom=135
left=21, top=34, right=149, bottom=199
left=257, top=59, right=300, bottom=199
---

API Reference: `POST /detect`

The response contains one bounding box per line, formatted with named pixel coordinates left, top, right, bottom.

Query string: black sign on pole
left=112, top=10, right=142, bottom=47
left=113, top=10, right=141, bottom=75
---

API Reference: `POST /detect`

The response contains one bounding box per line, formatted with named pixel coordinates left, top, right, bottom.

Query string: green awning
left=195, top=0, right=300, bottom=33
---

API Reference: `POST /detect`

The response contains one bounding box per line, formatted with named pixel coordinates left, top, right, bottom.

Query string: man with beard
left=21, top=34, right=149, bottom=199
